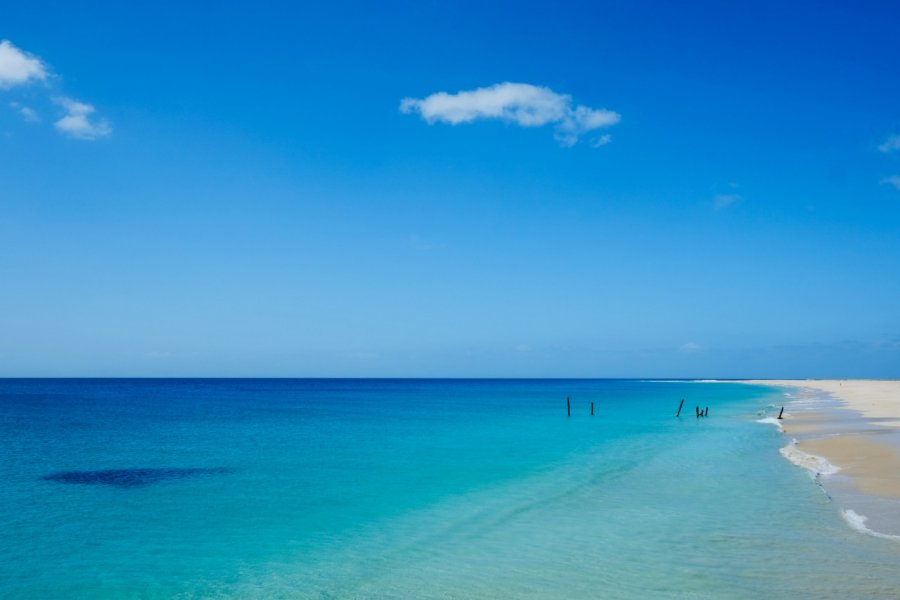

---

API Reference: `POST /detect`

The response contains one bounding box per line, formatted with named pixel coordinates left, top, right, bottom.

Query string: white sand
left=744, top=380, right=900, bottom=426
left=739, top=380, right=900, bottom=499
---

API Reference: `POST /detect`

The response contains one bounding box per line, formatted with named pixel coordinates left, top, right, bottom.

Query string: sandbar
left=735, top=380, right=900, bottom=536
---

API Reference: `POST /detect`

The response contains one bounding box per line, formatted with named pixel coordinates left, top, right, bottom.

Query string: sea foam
left=779, top=439, right=840, bottom=477
left=842, top=510, right=900, bottom=542
left=756, top=416, right=784, bottom=431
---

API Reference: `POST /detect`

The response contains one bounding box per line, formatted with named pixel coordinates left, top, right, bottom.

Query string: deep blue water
left=1, top=379, right=899, bottom=598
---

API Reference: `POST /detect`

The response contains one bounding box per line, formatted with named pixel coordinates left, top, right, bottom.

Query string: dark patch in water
left=42, top=467, right=233, bottom=488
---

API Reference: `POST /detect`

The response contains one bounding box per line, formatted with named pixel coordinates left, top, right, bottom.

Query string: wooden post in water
left=704, top=407, right=709, bottom=417
left=676, top=398, right=684, bottom=417
left=696, top=406, right=701, bottom=418
left=567, top=396, right=571, bottom=417
left=591, top=401, right=595, bottom=416
left=777, top=406, right=785, bottom=420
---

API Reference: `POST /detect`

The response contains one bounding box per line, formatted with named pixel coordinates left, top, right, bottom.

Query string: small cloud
left=0, top=40, right=47, bottom=88
left=878, top=134, right=900, bottom=153
left=591, top=133, right=612, bottom=148
left=680, top=342, right=703, bottom=354
left=881, top=176, right=900, bottom=190
left=54, top=97, right=111, bottom=140
left=515, top=344, right=532, bottom=353
left=713, top=193, right=742, bottom=209
left=0, top=41, right=111, bottom=140
left=19, top=105, right=39, bottom=122
left=9, top=101, right=39, bottom=122
left=400, top=82, right=620, bottom=147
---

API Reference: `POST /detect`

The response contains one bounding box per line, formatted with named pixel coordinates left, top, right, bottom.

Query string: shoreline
left=731, top=380, right=900, bottom=538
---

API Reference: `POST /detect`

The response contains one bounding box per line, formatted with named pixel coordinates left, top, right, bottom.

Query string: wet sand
left=738, top=380, right=900, bottom=536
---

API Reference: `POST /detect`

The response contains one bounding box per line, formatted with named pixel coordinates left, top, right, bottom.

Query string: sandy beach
left=749, top=380, right=900, bottom=428
left=739, top=380, right=900, bottom=536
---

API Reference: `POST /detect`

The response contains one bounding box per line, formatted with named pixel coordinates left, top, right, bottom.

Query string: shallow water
left=1, top=379, right=899, bottom=598
left=778, top=384, right=900, bottom=539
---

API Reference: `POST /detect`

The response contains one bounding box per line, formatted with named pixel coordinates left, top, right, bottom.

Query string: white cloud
left=19, top=105, right=39, bottom=122
left=591, top=133, right=612, bottom=147
left=881, top=176, right=900, bottom=190
left=0, top=41, right=111, bottom=141
left=400, top=82, right=620, bottom=147
left=0, top=40, right=47, bottom=88
left=9, top=101, right=39, bottom=122
left=54, top=97, right=111, bottom=140
left=713, top=193, right=742, bottom=209
left=679, top=342, right=703, bottom=354
left=878, top=134, right=900, bottom=153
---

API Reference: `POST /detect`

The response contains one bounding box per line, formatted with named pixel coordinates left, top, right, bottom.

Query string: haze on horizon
left=2, top=1, right=899, bottom=378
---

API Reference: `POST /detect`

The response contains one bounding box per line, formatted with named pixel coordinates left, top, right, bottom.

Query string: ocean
left=1, top=379, right=899, bottom=599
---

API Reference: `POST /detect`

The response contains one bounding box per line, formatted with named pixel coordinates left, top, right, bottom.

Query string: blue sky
left=2, top=0, right=899, bottom=377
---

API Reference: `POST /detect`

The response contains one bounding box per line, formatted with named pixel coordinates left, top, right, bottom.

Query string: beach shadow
left=41, top=467, right=234, bottom=488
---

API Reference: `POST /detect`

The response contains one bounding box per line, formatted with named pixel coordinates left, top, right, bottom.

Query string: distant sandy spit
left=735, top=380, right=900, bottom=500
left=739, top=380, right=900, bottom=427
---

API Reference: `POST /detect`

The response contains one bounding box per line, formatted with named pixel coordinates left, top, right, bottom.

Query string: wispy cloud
left=0, top=39, right=111, bottom=140
left=0, top=40, right=47, bottom=88
left=880, top=176, right=900, bottom=190
left=400, top=82, right=620, bottom=147
left=9, top=101, right=39, bottom=122
left=713, top=193, right=742, bottom=209
left=679, top=342, right=703, bottom=354
left=54, top=97, right=111, bottom=140
left=591, top=134, right=612, bottom=147
left=878, top=134, right=900, bottom=153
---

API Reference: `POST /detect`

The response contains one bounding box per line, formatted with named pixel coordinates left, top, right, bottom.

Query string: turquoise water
left=2, top=379, right=899, bottom=598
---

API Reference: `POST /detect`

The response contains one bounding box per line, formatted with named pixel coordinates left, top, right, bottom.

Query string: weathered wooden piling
left=696, top=406, right=701, bottom=418
left=704, top=407, right=709, bottom=417
left=676, top=398, right=684, bottom=417
left=591, top=401, right=595, bottom=416
left=567, top=396, right=571, bottom=417
left=777, top=406, right=784, bottom=420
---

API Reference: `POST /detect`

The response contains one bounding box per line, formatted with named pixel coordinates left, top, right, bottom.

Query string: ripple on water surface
left=41, top=467, right=234, bottom=488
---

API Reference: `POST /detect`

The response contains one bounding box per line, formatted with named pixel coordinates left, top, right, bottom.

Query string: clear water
left=1, top=379, right=899, bottom=599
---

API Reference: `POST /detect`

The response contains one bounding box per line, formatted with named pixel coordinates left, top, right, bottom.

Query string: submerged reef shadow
left=42, top=467, right=234, bottom=488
